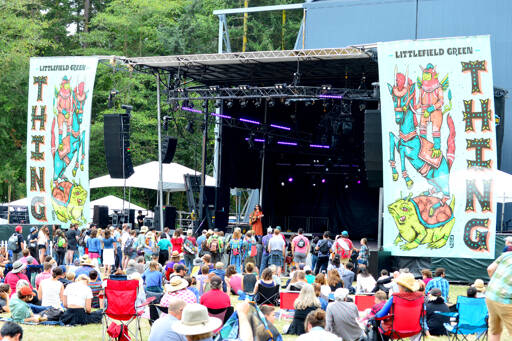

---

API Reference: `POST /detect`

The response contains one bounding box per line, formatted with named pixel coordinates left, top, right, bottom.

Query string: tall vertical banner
left=378, top=36, right=497, bottom=259
left=26, top=57, right=98, bottom=227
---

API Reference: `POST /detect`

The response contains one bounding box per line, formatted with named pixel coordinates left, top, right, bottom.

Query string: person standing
left=101, top=230, right=116, bottom=277
left=268, top=229, right=286, bottom=276
left=486, top=250, right=512, bottom=341
left=249, top=204, right=264, bottom=237
left=157, top=233, right=172, bottom=266
left=260, top=227, right=273, bottom=272
left=207, top=231, right=224, bottom=264
left=136, top=210, right=145, bottom=229
left=27, top=227, right=39, bottom=261
left=196, top=230, right=207, bottom=257
left=37, top=226, right=49, bottom=265
left=229, top=230, right=243, bottom=273
left=357, top=237, right=369, bottom=266
left=8, top=226, right=24, bottom=262
left=171, top=229, right=184, bottom=254
left=65, top=224, right=79, bottom=265
left=55, top=230, right=67, bottom=266
left=292, top=228, right=310, bottom=266
left=315, top=232, right=332, bottom=274
left=182, top=230, right=197, bottom=274
left=332, top=231, right=354, bottom=266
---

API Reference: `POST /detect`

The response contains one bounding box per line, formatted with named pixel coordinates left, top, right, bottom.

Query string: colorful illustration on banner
left=386, top=64, right=456, bottom=250
left=50, top=76, right=88, bottom=225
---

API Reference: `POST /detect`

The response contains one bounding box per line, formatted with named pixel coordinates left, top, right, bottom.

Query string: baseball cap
left=19, top=286, right=33, bottom=297
left=341, top=231, right=349, bottom=237
left=275, top=226, right=281, bottom=231
left=429, top=288, right=442, bottom=296
left=15, top=225, right=22, bottom=233
left=30, top=227, right=37, bottom=233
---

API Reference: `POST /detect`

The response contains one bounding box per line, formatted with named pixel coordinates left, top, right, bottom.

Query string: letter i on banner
left=26, top=57, right=98, bottom=228
left=377, top=36, right=497, bottom=259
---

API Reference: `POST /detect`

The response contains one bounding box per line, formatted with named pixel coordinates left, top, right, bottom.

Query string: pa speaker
left=364, top=109, right=382, bottom=188
left=494, top=87, right=506, bottom=168
left=93, top=205, right=109, bottom=228
left=153, top=206, right=176, bottom=230
left=104, top=114, right=134, bottom=179
left=162, top=136, right=177, bottom=164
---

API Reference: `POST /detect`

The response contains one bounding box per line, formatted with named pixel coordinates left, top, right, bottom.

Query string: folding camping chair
left=375, top=294, right=425, bottom=340
left=255, top=283, right=280, bottom=306
left=278, top=291, right=299, bottom=319
left=355, top=294, right=376, bottom=312
left=438, top=296, right=488, bottom=341
left=102, top=279, right=153, bottom=341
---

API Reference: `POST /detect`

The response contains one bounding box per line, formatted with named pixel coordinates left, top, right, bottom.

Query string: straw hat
left=140, top=226, right=148, bottom=233
left=171, top=251, right=180, bottom=257
left=164, top=276, right=188, bottom=293
left=172, top=303, right=222, bottom=336
left=395, top=273, right=419, bottom=292
left=79, top=255, right=93, bottom=266
left=472, top=279, right=486, bottom=292
left=11, top=261, right=26, bottom=274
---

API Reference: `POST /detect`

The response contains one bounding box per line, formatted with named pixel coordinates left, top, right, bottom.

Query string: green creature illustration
left=51, top=180, right=87, bottom=225
left=388, top=193, right=455, bottom=251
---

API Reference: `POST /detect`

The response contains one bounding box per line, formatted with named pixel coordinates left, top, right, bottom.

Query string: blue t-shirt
left=102, top=237, right=115, bottom=249
left=143, top=270, right=162, bottom=288
left=86, top=237, right=101, bottom=253
left=148, top=314, right=186, bottom=341
left=158, top=239, right=172, bottom=251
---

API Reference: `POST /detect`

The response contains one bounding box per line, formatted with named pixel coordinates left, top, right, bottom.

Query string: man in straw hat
left=148, top=297, right=186, bottom=341
left=161, top=277, right=196, bottom=306
left=375, top=272, right=424, bottom=339
left=486, top=249, right=512, bottom=341
left=172, top=303, right=222, bottom=341
left=74, top=255, right=101, bottom=281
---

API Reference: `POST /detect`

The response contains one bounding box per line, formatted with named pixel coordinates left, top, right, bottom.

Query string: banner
left=26, top=57, right=98, bottom=228
left=378, top=36, right=497, bottom=259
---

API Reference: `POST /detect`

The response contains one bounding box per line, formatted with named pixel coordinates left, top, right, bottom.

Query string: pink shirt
left=292, top=235, right=309, bottom=254
left=228, top=274, right=243, bottom=293
left=5, top=272, right=32, bottom=297
left=35, top=271, right=52, bottom=289
left=160, top=289, right=197, bottom=306
left=19, top=257, right=39, bottom=266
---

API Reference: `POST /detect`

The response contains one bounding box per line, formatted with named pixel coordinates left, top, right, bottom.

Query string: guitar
left=250, top=213, right=263, bottom=225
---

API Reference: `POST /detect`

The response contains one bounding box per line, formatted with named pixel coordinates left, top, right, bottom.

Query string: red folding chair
left=375, top=294, right=425, bottom=340
left=355, top=294, right=376, bottom=312
left=102, top=279, right=153, bottom=341
left=279, top=291, right=299, bottom=319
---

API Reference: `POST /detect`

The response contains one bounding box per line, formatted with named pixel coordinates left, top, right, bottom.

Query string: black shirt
left=137, top=214, right=145, bottom=227
left=66, top=229, right=78, bottom=250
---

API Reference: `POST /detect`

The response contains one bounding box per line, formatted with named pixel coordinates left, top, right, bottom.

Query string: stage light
left=277, top=141, right=298, bottom=146
left=254, top=99, right=262, bottom=108
left=345, top=184, right=349, bottom=189
left=226, top=100, right=233, bottom=108
left=181, top=106, right=202, bottom=114
left=357, top=180, right=361, bottom=184
left=240, top=99, right=248, bottom=108
left=268, top=99, right=275, bottom=108
left=177, top=88, right=185, bottom=93
left=239, top=85, right=249, bottom=90
left=281, top=182, right=285, bottom=186
left=209, top=85, right=220, bottom=91
left=284, top=99, right=292, bottom=106
left=244, top=137, right=265, bottom=143
left=270, top=124, right=291, bottom=131
left=321, top=178, right=326, bottom=183
left=310, top=144, right=330, bottom=149
left=186, top=121, right=195, bottom=134
left=318, top=94, right=343, bottom=99
left=275, top=83, right=287, bottom=89
left=211, top=113, right=232, bottom=119
left=313, top=183, right=316, bottom=187
left=321, top=84, right=332, bottom=91
left=288, top=177, right=293, bottom=182
left=359, top=103, right=366, bottom=112
left=240, top=118, right=260, bottom=125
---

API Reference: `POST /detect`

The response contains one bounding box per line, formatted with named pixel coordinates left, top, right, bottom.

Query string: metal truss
left=168, top=85, right=375, bottom=101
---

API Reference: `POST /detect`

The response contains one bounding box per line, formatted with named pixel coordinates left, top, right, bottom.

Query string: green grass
left=0, top=285, right=507, bottom=341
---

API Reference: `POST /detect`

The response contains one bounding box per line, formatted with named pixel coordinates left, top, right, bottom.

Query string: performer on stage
left=249, top=204, right=264, bottom=236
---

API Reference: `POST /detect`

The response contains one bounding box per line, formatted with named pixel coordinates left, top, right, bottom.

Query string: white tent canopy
left=90, top=161, right=215, bottom=192
left=90, top=195, right=153, bottom=217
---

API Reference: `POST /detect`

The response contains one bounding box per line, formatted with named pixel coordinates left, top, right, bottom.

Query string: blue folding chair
left=438, top=296, right=488, bottom=341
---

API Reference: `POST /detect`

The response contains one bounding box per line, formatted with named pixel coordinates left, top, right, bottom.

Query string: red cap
left=18, top=286, right=33, bottom=297
left=15, top=225, right=22, bottom=233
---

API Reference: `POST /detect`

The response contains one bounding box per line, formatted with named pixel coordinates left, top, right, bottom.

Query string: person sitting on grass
left=60, top=274, right=102, bottom=325
left=286, top=284, right=321, bottom=335
left=297, top=309, right=340, bottom=341
left=0, top=321, right=23, bottom=341
left=327, top=269, right=343, bottom=292
left=425, top=288, right=450, bottom=336
left=87, top=270, right=103, bottom=309
left=313, top=283, right=328, bottom=310
left=0, top=283, right=12, bottom=313
left=256, top=305, right=282, bottom=341
left=211, top=262, right=227, bottom=292
left=5, top=262, right=32, bottom=297
left=200, top=276, right=231, bottom=313
left=304, top=266, right=315, bottom=284
left=326, top=288, right=366, bottom=341
left=37, top=267, right=64, bottom=309
left=314, top=273, right=331, bottom=298
left=161, top=276, right=197, bottom=305
left=143, top=261, right=163, bottom=294
left=253, top=268, right=280, bottom=306
left=238, top=262, right=258, bottom=300
left=9, top=286, right=44, bottom=323
left=148, top=297, right=187, bottom=341
left=225, top=265, right=243, bottom=295
left=196, top=265, right=210, bottom=296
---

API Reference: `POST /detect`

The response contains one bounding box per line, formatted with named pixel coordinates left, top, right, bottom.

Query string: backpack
left=319, top=240, right=331, bottom=255
left=296, top=237, right=306, bottom=248
left=231, top=240, right=241, bottom=256
left=57, top=236, right=66, bottom=248
left=183, top=237, right=197, bottom=255
left=78, top=232, right=86, bottom=247
left=8, top=234, right=19, bottom=251
left=250, top=243, right=257, bottom=257
left=124, top=237, right=134, bottom=254
left=209, top=237, right=219, bottom=253
left=335, top=238, right=351, bottom=259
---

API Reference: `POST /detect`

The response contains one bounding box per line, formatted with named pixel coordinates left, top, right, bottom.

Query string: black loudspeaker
left=162, top=136, right=177, bottom=164
left=104, top=114, right=134, bottom=179
left=153, top=206, right=176, bottom=230
left=214, top=210, right=228, bottom=229
left=125, top=209, right=135, bottom=225
left=494, top=87, right=507, bottom=168
left=368, top=250, right=380, bottom=278
left=364, top=109, right=383, bottom=188
left=93, top=205, right=109, bottom=228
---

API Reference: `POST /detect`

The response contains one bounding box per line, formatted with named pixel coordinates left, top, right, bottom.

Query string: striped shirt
left=425, top=276, right=450, bottom=301
left=486, top=252, right=512, bottom=304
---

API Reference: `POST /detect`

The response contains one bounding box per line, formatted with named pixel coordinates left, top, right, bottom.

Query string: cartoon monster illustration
left=71, top=81, right=87, bottom=175
left=56, top=77, right=73, bottom=148
left=51, top=180, right=87, bottom=225
left=388, top=69, right=456, bottom=215
left=416, top=64, right=449, bottom=158
left=388, top=194, right=455, bottom=250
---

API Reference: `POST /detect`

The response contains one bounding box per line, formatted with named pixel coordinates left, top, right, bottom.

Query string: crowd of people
left=0, top=223, right=509, bottom=341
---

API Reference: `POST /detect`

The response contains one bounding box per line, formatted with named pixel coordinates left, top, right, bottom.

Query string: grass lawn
left=0, top=285, right=507, bottom=341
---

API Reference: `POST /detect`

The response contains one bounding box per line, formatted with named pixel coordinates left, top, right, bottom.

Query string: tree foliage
left=0, top=0, right=303, bottom=210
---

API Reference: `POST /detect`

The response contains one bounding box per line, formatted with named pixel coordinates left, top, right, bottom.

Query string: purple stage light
left=309, top=144, right=330, bottom=149
left=357, top=180, right=361, bottom=184
left=239, top=118, right=260, bottom=125
left=288, top=177, right=294, bottom=182
left=277, top=141, right=298, bottom=146
left=321, top=179, right=326, bottom=183
left=211, top=113, right=232, bottom=119
left=270, top=124, right=291, bottom=131
left=181, top=106, right=203, bottom=113
left=244, top=138, right=265, bottom=143
left=318, top=94, right=343, bottom=99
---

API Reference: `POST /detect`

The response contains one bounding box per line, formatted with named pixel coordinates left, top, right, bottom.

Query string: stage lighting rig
left=321, top=84, right=332, bottom=91
left=274, top=83, right=287, bottom=90
left=209, top=85, right=220, bottom=91
left=240, top=99, right=248, bottom=108
left=239, top=85, right=250, bottom=90
left=254, top=99, right=262, bottom=108
left=226, top=100, right=233, bottom=108
left=268, top=99, right=275, bottom=108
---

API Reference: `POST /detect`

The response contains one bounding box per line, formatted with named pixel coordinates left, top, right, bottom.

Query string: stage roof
left=118, top=47, right=378, bottom=87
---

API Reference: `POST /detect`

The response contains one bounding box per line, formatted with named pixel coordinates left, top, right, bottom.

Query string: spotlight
left=281, top=182, right=285, bottom=186
left=284, top=99, right=292, bottom=106
left=177, top=88, right=185, bottom=93
left=321, top=179, right=326, bottom=183
left=321, top=84, right=332, bottom=91
left=226, top=100, right=233, bottom=108
left=214, top=99, right=222, bottom=108
left=288, top=177, right=294, bottom=183
left=209, top=85, right=220, bottom=91
left=186, top=121, right=195, bottom=134
left=239, top=85, right=249, bottom=90
left=274, top=83, right=287, bottom=90
left=268, top=99, right=275, bottom=108
left=312, top=183, right=316, bottom=187
left=240, top=99, right=248, bottom=108
left=345, top=184, right=349, bottom=189
left=254, top=99, right=262, bottom=108
left=357, top=180, right=361, bottom=184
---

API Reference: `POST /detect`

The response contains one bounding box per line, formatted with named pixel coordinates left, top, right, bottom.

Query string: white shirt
left=37, top=231, right=48, bottom=246
left=40, top=278, right=63, bottom=309
left=356, top=274, right=376, bottom=294
left=296, top=327, right=341, bottom=341
left=64, top=282, right=92, bottom=307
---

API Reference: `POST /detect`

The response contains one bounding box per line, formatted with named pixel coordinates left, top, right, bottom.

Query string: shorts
left=294, top=252, right=307, bottom=264
left=269, top=250, right=283, bottom=267
left=486, top=298, right=512, bottom=335
left=89, top=252, right=100, bottom=259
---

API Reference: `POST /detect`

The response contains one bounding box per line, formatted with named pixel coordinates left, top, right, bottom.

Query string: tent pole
left=156, top=72, right=164, bottom=232
left=501, top=194, right=505, bottom=232
left=199, top=101, right=208, bottom=228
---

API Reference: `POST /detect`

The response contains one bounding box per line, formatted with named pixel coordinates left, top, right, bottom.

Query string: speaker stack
left=93, top=205, right=109, bottom=228
left=153, top=206, right=176, bottom=230
left=104, top=114, right=134, bottom=179
left=364, top=109, right=383, bottom=188
left=162, top=136, right=177, bottom=164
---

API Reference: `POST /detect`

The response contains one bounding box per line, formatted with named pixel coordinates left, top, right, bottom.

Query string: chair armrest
left=136, top=296, right=157, bottom=308
left=434, top=311, right=457, bottom=317
left=375, top=314, right=393, bottom=321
